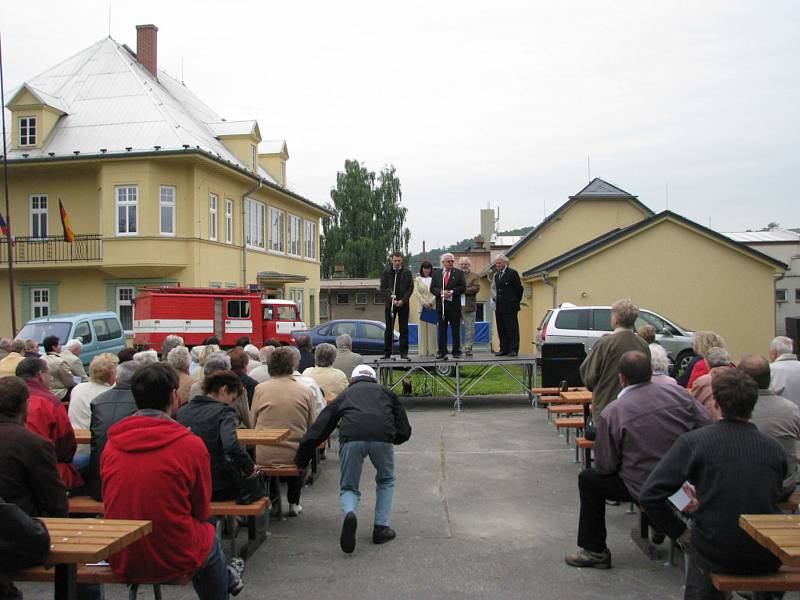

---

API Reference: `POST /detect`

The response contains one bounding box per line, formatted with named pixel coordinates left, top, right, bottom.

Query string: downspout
left=542, top=271, right=557, bottom=308
left=774, top=272, right=785, bottom=335
left=242, top=178, right=263, bottom=287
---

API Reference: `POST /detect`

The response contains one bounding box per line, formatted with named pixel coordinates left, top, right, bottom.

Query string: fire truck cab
left=133, top=287, right=306, bottom=350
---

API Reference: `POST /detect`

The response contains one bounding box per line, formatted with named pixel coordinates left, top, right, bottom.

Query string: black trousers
left=269, top=475, right=302, bottom=505
left=576, top=468, right=634, bottom=553
left=495, top=310, right=520, bottom=354
left=384, top=303, right=409, bottom=355
left=438, top=307, right=461, bottom=354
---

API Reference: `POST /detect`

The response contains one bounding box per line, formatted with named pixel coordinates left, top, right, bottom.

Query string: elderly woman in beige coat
left=250, top=347, right=315, bottom=517
left=303, top=343, right=349, bottom=403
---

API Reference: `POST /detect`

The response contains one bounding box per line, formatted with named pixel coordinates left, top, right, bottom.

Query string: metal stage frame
left=366, top=354, right=538, bottom=411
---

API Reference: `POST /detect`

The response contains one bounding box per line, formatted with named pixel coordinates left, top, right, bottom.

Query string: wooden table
left=560, top=390, right=593, bottom=465
left=41, top=517, right=151, bottom=600
left=740, top=514, right=800, bottom=566
left=74, top=428, right=290, bottom=446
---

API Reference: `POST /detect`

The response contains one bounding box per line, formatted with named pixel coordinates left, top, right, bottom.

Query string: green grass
left=388, top=365, right=542, bottom=397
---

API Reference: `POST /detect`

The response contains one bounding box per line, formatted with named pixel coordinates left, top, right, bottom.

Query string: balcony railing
left=0, top=234, right=103, bottom=264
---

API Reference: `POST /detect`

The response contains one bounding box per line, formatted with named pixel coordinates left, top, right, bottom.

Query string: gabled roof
left=7, top=82, right=70, bottom=114
left=208, top=120, right=260, bottom=139
left=505, top=178, right=653, bottom=259
left=725, top=229, right=800, bottom=244
left=523, top=210, right=788, bottom=278
left=260, top=140, right=288, bottom=156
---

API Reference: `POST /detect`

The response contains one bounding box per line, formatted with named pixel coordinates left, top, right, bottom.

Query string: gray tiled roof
left=570, top=177, right=636, bottom=198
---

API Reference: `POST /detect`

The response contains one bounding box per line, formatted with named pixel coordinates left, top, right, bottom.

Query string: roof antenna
left=587, top=156, right=591, bottom=182
left=665, top=181, right=669, bottom=210
left=108, top=3, right=111, bottom=37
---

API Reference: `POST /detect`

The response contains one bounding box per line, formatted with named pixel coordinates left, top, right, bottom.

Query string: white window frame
left=776, top=289, right=788, bottom=303
left=269, top=207, right=285, bottom=253
left=319, top=295, right=329, bottom=319
left=355, top=292, right=368, bottom=305
left=244, top=198, right=265, bottom=250
left=209, top=193, right=218, bottom=241
left=31, top=288, right=50, bottom=319
left=30, top=194, right=48, bottom=239
left=159, top=186, right=176, bottom=236
left=225, top=198, right=233, bottom=244
left=287, top=214, right=301, bottom=257
left=117, top=286, right=135, bottom=333
left=115, top=185, right=138, bottom=236
left=19, top=116, right=36, bottom=146
left=303, top=219, right=318, bottom=260
left=289, top=288, right=305, bottom=321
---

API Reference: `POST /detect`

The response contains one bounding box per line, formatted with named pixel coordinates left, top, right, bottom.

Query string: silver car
left=536, top=303, right=696, bottom=373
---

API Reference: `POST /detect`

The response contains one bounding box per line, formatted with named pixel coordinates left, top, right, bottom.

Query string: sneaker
left=227, top=559, right=245, bottom=596
left=564, top=547, right=611, bottom=569
left=340, top=512, right=357, bottom=553
left=372, top=525, right=396, bottom=545
left=287, top=503, right=303, bottom=517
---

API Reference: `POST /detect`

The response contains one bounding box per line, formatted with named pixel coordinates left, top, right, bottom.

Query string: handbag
left=0, top=499, right=51, bottom=570
left=236, top=471, right=267, bottom=505
left=420, top=307, right=439, bottom=324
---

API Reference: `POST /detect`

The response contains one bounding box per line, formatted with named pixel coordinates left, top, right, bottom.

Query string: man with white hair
left=459, top=257, right=481, bottom=356
left=770, top=335, right=800, bottom=407
left=295, top=364, right=412, bottom=554
left=61, top=339, right=88, bottom=382
left=287, top=347, right=325, bottom=416
left=491, top=254, right=523, bottom=357
left=0, top=338, right=12, bottom=361
left=249, top=346, right=275, bottom=384
left=332, top=334, right=364, bottom=380
left=431, top=253, right=466, bottom=359
left=244, top=344, right=261, bottom=373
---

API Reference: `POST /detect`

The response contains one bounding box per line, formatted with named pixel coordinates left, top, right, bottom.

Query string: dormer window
left=19, top=116, right=37, bottom=146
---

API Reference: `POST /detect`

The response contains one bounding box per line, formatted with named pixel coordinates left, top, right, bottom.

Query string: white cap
left=351, top=365, right=377, bottom=380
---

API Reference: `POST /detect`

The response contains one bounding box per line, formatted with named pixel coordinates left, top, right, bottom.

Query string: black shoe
left=400, top=353, right=408, bottom=359
left=452, top=352, right=462, bottom=358
left=340, top=512, right=357, bottom=553
left=435, top=353, right=447, bottom=359
left=507, top=351, right=518, bottom=357
left=495, top=351, right=507, bottom=356
left=372, top=525, right=396, bottom=545
left=650, top=530, right=666, bottom=545
left=381, top=353, right=391, bottom=359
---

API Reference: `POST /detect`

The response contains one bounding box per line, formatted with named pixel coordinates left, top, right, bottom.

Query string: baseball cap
left=352, top=365, right=377, bottom=380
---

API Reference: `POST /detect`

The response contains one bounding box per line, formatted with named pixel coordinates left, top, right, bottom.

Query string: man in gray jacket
left=332, top=334, right=364, bottom=380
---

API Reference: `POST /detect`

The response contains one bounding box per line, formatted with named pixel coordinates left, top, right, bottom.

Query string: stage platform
left=364, top=353, right=538, bottom=411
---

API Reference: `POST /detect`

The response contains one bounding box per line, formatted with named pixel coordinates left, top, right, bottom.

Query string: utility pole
left=0, top=32, right=18, bottom=335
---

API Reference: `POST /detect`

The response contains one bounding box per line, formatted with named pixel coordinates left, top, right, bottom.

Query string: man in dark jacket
left=380, top=252, right=413, bottom=359
left=431, top=253, right=467, bottom=359
left=296, top=365, right=412, bottom=554
left=491, top=254, right=524, bottom=356
left=86, top=360, right=138, bottom=500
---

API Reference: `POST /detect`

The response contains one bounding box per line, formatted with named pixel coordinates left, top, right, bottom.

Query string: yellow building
left=0, top=25, right=330, bottom=336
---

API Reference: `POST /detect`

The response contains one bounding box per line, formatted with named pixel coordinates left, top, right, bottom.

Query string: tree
left=321, top=160, right=410, bottom=278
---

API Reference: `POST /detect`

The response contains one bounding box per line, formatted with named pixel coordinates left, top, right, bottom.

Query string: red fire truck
left=132, top=287, right=306, bottom=349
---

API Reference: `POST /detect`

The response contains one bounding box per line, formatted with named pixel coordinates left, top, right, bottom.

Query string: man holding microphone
left=380, top=252, right=413, bottom=359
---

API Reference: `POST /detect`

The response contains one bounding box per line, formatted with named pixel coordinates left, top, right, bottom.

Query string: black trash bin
left=541, top=343, right=586, bottom=387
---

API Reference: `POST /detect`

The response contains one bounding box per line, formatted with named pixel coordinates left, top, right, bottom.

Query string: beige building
left=319, top=279, right=384, bottom=322
left=0, top=25, right=330, bottom=336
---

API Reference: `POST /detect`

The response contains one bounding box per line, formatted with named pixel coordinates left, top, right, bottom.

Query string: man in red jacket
left=101, top=363, right=243, bottom=598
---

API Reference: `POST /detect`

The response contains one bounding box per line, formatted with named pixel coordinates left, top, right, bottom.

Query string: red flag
left=59, top=199, right=75, bottom=243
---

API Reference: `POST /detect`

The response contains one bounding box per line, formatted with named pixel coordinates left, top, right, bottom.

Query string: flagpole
left=0, top=32, right=17, bottom=336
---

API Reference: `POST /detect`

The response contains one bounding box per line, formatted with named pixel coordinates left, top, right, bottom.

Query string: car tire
left=676, top=350, right=695, bottom=376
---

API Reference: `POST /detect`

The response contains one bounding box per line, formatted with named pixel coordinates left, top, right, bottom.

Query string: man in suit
left=492, top=254, right=524, bottom=357
left=431, top=253, right=466, bottom=359
left=379, top=252, right=413, bottom=359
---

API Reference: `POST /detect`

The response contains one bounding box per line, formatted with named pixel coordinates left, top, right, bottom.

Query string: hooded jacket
left=101, top=414, right=215, bottom=583
left=25, top=394, right=83, bottom=490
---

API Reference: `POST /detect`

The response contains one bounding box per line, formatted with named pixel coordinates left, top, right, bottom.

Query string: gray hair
left=244, top=344, right=260, bottom=361
left=494, top=254, right=509, bottom=265
left=459, top=256, right=471, bottom=267
left=116, top=360, right=139, bottom=386
left=190, top=345, right=205, bottom=362
left=441, top=252, right=455, bottom=263
left=259, top=345, right=275, bottom=363
left=203, top=351, right=232, bottom=377
left=161, top=335, right=184, bottom=360
left=315, top=343, right=338, bottom=368
left=336, top=334, right=353, bottom=350
left=649, top=344, right=670, bottom=374
left=65, top=339, right=83, bottom=352
left=287, top=346, right=302, bottom=370
left=0, top=338, right=11, bottom=352
left=770, top=336, right=795, bottom=357
left=166, top=346, right=191, bottom=372
left=706, top=346, right=731, bottom=368
left=611, top=298, right=639, bottom=329
left=133, top=350, right=159, bottom=366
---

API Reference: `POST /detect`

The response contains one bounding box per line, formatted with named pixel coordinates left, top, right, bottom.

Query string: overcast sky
left=2, top=1, right=798, bottom=252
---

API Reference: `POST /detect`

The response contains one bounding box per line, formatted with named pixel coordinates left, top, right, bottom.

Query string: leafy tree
left=321, top=160, right=410, bottom=278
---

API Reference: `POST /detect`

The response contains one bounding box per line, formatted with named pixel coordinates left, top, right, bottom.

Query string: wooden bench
left=547, top=404, right=583, bottom=416
left=553, top=417, right=584, bottom=444
left=779, top=489, right=800, bottom=514
left=67, top=496, right=270, bottom=560
left=712, top=566, right=800, bottom=592
left=575, top=436, right=595, bottom=467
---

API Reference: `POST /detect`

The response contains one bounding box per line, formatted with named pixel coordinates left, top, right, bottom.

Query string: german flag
left=59, top=199, right=75, bottom=243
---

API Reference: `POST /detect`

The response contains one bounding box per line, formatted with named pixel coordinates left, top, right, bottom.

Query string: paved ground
left=20, top=397, right=687, bottom=599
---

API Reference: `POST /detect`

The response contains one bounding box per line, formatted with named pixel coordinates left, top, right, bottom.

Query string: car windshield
left=275, top=306, right=297, bottom=320
left=16, top=321, right=72, bottom=345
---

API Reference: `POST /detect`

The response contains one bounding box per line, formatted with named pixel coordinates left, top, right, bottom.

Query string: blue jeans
left=191, top=537, right=234, bottom=600
left=339, top=441, right=396, bottom=526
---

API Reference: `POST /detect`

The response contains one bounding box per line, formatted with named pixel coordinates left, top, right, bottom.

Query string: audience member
left=167, top=345, right=195, bottom=407
left=229, top=348, right=258, bottom=407
left=16, top=352, right=61, bottom=408
left=61, top=339, right=89, bottom=382
left=190, top=352, right=251, bottom=428
left=23, top=339, right=40, bottom=357
left=565, top=351, right=711, bottom=569
left=234, top=336, right=250, bottom=349
left=189, top=345, right=205, bottom=376
left=649, top=344, right=677, bottom=386
left=640, top=369, right=787, bottom=599
left=332, top=334, right=364, bottom=380
left=637, top=324, right=657, bottom=345
left=303, top=343, right=349, bottom=403
left=769, top=335, right=800, bottom=407
left=678, top=330, right=726, bottom=389
left=160, top=335, right=184, bottom=361
left=117, top=347, right=136, bottom=363
left=132, top=349, right=159, bottom=366
left=0, top=338, right=11, bottom=361
left=295, top=335, right=316, bottom=372
left=243, top=344, right=261, bottom=373
left=101, top=363, right=244, bottom=597
left=251, top=347, right=316, bottom=517
left=0, top=340, right=27, bottom=377
left=288, top=346, right=325, bottom=416
left=690, top=347, right=733, bottom=420
left=296, top=364, right=412, bottom=553
left=0, top=495, right=52, bottom=600
left=177, top=371, right=258, bottom=501
left=249, top=346, right=274, bottom=384
left=42, top=335, right=76, bottom=402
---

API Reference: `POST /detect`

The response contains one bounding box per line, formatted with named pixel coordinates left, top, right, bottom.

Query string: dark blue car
left=292, top=319, right=400, bottom=355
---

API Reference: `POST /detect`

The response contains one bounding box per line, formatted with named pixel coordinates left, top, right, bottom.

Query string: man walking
left=431, top=253, right=466, bottom=359
left=492, top=254, right=523, bottom=356
left=379, top=252, right=413, bottom=359
left=295, top=365, right=411, bottom=554
left=459, top=257, right=481, bottom=356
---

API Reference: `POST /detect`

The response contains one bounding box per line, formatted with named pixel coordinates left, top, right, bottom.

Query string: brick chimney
left=136, top=24, right=158, bottom=78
